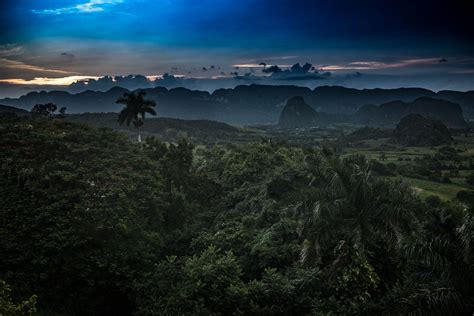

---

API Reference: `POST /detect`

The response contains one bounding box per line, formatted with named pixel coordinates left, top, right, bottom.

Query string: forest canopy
left=0, top=113, right=473, bottom=315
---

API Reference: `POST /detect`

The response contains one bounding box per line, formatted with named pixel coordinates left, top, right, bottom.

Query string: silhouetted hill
left=353, top=97, right=466, bottom=127
left=310, top=86, right=435, bottom=113
left=278, top=96, right=348, bottom=128
left=66, top=113, right=253, bottom=143
left=0, top=104, right=29, bottom=115
left=393, top=114, right=452, bottom=146
left=278, top=96, right=318, bottom=128
left=1, top=85, right=472, bottom=124
left=435, top=90, right=474, bottom=118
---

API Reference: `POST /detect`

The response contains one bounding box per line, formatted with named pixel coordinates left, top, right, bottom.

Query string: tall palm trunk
left=137, top=125, right=142, bottom=143
left=117, top=91, right=156, bottom=144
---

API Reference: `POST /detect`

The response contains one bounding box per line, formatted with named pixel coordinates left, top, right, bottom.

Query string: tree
left=31, top=103, right=58, bottom=118
left=0, top=117, right=166, bottom=314
left=300, top=154, right=417, bottom=264
left=399, top=206, right=474, bottom=314
left=0, top=279, right=37, bottom=316
left=465, top=173, right=474, bottom=186
left=117, top=91, right=156, bottom=142
left=58, top=107, right=67, bottom=118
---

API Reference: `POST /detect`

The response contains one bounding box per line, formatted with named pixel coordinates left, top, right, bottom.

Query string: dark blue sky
left=2, top=0, right=473, bottom=48
left=0, top=0, right=473, bottom=94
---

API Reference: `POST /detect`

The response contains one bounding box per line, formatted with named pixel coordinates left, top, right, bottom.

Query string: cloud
left=0, top=44, right=79, bottom=79
left=61, top=52, right=76, bottom=59
left=262, top=65, right=282, bottom=74
left=290, top=62, right=312, bottom=74
left=69, top=74, right=153, bottom=91
left=320, top=58, right=443, bottom=71
left=67, top=73, right=190, bottom=92
left=261, top=62, right=328, bottom=80
left=32, top=0, right=124, bottom=15
left=0, top=58, right=78, bottom=75
left=0, top=76, right=100, bottom=86
left=0, top=44, right=24, bottom=57
left=233, top=63, right=291, bottom=68
left=233, top=72, right=261, bottom=81
left=264, top=55, right=299, bottom=61
left=154, top=73, right=188, bottom=87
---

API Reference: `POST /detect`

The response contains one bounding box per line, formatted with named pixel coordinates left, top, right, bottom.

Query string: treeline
left=66, top=112, right=254, bottom=144
left=0, top=113, right=473, bottom=315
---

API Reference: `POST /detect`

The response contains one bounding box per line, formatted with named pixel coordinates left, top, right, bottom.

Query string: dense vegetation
left=1, top=113, right=473, bottom=315
left=393, top=114, right=452, bottom=146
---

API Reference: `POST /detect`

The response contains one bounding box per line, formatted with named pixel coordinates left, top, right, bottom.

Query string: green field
left=341, top=135, right=474, bottom=201
left=399, top=177, right=467, bottom=200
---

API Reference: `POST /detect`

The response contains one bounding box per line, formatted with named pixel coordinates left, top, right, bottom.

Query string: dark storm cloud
left=262, top=63, right=329, bottom=80
left=262, top=65, right=282, bottom=74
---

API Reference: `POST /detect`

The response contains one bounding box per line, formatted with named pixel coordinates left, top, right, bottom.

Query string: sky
left=0, top=0, right=473, bottom=97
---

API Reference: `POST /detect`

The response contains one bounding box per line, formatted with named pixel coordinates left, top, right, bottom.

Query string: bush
left=425, top=195, right=442, bottom=207
left=456, top=190, right=474, bottom=204
left=0, top=279, right=37, bottom=316
left=371, top=160, right=393, bottom=176
left=441, top=176, right=451, bottom=184
left=466, top=173, right=474, bottom=186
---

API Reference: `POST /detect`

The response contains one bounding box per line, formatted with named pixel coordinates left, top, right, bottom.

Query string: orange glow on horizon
left=0, top=76, right=101, bottom=86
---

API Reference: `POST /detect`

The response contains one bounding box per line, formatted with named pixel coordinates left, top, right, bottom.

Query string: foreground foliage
left=0, top=113, right=473, bottom=315
left=0, top=280, right=37, bottom=316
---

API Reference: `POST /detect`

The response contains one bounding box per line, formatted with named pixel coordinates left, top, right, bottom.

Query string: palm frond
left=116, top=91, right=157, bottom=130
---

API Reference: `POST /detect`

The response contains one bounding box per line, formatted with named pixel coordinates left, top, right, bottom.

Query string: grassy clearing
left=341, top=135, right=474, bottom=201
left=398, top=177, right=466, bottom=201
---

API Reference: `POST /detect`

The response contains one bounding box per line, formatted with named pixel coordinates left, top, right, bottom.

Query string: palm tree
left=117, top=91, right=156, bottom=142
left=299, top=153, right=417, bottom=265
left=397, top=206, right=474, bottom=314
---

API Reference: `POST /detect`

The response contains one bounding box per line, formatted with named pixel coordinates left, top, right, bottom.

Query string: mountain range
left=1, top=85, right=473, bottom=125
left=352, top=97, right=467, bottom=127
left=279, top=96, right=467, bottom=128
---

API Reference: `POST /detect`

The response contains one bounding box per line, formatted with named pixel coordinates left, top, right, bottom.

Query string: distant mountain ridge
left=353, top=97, right=467, bottom=127
left=1, top=84, right=473, bottom=125
left=278, top=96, right=466, bottom=128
